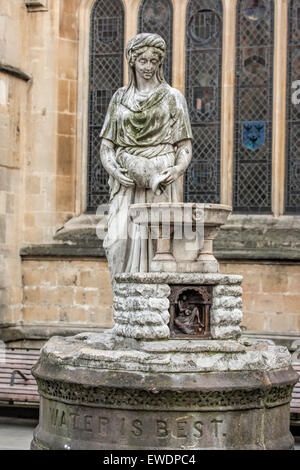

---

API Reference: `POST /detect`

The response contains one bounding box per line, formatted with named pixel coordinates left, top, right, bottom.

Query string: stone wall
left=0, top=255, right=294, bottom=346
left=220, top=262, right=300, bottom=333
left=0, top=0, right=29, bottom=327
left=0, top=0, right=299, bottom=346
left=22, top=258, right=113, bottom=327
left=0, top=0, right=81, bottom=342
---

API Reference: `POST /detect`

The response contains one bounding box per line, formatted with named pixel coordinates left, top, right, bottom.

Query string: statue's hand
left=113, top=168, right=135, bottom=187
left=160, top=166, right=179, bottom=185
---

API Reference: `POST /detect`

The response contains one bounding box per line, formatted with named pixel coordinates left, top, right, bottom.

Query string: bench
left=0, top=345, right=299, bottom=420
left=291, top=361, right=300, bottom=427
left=0, top=347, right=40, bottom=407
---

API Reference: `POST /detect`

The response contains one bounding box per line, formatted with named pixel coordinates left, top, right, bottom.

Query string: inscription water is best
left=47, top=405, right=227, bottom=445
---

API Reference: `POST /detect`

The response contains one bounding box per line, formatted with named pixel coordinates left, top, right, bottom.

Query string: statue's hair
left=125, top=33, right=166, bottom=93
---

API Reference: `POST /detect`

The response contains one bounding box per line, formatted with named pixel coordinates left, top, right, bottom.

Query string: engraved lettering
left=50, top=407, right=59, bottom=427
left=70, top=413, right=80, bottom=430
left=211, top=418, right=223, bottom=437
left=84, top=415, right=93, bottom=432
left=176, top=419, right=187, bottom=438
left=193, top=420, right=204, bottom=438
left=99, top=417, right=109, bottom=436
left=156, top=420, right=168, bottom=437
left=120, top=417, right=125, bottom=436
left=131, top=419, right=142, bottom=436
left=60, top=411, right=67, bottom=427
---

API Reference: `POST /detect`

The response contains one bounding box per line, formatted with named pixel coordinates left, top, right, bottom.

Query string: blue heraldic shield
left=242, top=121, right=265, bottom=150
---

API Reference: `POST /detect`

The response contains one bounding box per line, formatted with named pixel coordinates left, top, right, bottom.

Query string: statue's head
left=125, top=33, right=166, bottom=88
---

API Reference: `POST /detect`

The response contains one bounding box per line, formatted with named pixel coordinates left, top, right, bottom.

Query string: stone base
left=113, top=273, right=243, bottom=341
left=31, top=332, right=298, bottom=450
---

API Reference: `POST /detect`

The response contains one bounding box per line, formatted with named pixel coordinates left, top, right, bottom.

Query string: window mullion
left=272, top=0, right=288, bottom=216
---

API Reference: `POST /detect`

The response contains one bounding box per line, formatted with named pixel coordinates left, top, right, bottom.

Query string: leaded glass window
left=184, top=0, right=223, bottom=203
left=138, top=0, right=173, bottom=84
left=86, top=0, right=124, bottom=212
left=233, top=0, right=274, bottom=213
left=285, top=0, right=300, bottom=213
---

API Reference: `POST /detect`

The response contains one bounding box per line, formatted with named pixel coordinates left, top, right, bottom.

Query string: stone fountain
left=31, top=32, right=297, bottom=450
left=31, top=202, right=298, bottom=450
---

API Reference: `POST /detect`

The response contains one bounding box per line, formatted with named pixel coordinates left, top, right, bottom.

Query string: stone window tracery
left=285, top=0, right=300, bottom=213
left=138, top=0, right=173, bottom=85
left=233, top=0, right=274, bottom=213
left=86, top=0, right=124, bottom=212
left=184, top=0, right=223, bottom=203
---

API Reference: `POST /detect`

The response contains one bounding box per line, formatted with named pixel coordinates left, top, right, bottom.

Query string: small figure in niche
left=175, top=294, right=205, bottom=335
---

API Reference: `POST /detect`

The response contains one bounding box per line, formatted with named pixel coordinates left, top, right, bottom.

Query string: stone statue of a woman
left=100, top=33, right=193, bottom=277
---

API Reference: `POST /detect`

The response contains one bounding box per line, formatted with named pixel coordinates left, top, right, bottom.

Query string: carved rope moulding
left=36, top=378, right=293, bottom=411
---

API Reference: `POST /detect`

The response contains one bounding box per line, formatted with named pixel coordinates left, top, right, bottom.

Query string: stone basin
left=129, top=203, right=232, bottom=273
left=129, top=202, right=231, bottom=226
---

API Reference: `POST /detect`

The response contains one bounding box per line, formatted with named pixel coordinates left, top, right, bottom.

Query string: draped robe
left=100, top=83, right=192, bottom=276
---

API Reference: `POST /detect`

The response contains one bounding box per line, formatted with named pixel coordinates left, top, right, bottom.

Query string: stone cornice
left=19, top=213, right=300, bottom=261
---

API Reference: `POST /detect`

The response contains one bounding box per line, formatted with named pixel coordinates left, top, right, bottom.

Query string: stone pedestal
left=112, top=273, right=243, bottom=341
left=31, top=332, right=298, bottom=450
left=31, top=203, right=298, bottom=450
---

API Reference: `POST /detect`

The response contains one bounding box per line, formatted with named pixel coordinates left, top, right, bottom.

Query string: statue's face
left=135, top=48, right=160, bottom=81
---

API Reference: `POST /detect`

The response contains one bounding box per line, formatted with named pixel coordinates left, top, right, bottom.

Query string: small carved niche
left=168, top=285, right=212, bottom=339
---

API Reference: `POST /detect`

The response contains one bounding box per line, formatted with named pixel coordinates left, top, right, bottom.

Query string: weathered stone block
left=0, top=214, right=6, bottom=242
left=57, top=135, right=75, bottom=176
left=24, top=212, right=35, bottom=228
left=79, top=270, right=110, bottom=288
left=57, top=80, right=69, bottom=112
left=56, top=176, right=74, bottom=212
left=213, top=284, right=243, bottom=297
left=113, top=323, right=170, bottom=340
left=210, top=325, right=242, bottom=340
left=56, top=271, right=78, bottom=287
left=69, top=80, right=77, bottom=114
left=113, top=273, right=243, bottom=341
left=114, top=310, right=166, bottom=326
left=210, top=308, right=243, bottom=326
left=59, top=7, right=77, bottom=41
left=25, top=175, right=41, bottom=195
left=115, top=282, right=170, bottom=298
left=57, top=113, right=76, bottom=136
left=31, top=334, right=298, bottom=450
left=22, top=305, right=59, bottom=323
left=283, top=295, right=300, bottom=314
left=58, top=39, right=77, bottom=80
left=213, top=295, right=243, bottom=309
